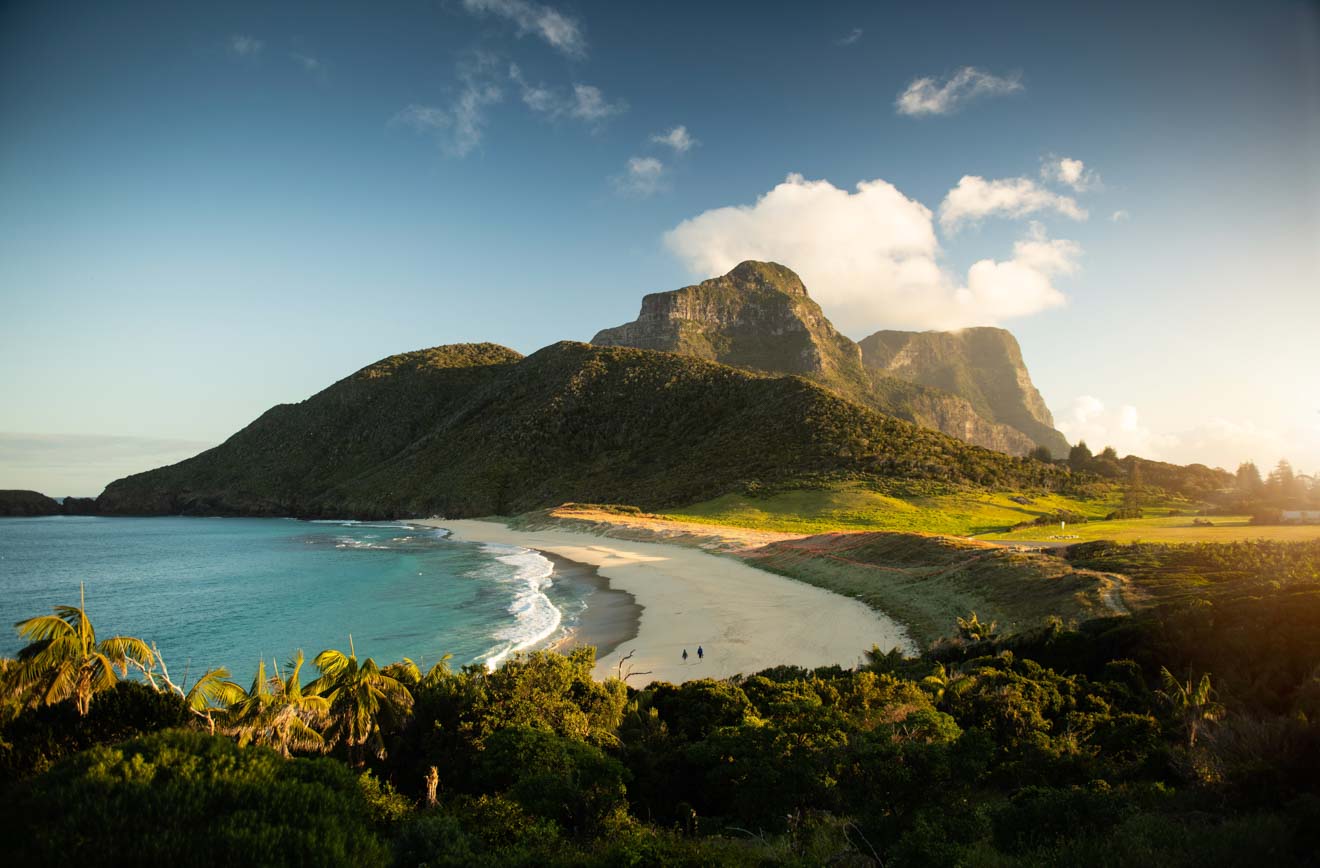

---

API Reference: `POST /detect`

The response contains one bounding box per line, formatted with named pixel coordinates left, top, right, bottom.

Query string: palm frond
left=14, top=614, right=75, bottom=643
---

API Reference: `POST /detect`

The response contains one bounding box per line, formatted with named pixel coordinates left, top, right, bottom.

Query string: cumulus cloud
left=462, top=0, right=586, bottom=58
left=1111, top=209, right=1130, bottom=222
left=1057, top=397, right=1180, bottom=459
left=896, top=66, right=1022, bottom=116
left=615, top=156, right=666, bottom=196
left=651, top=125, right=696, bottom=153
left=1041, top=155, right=1100, bottom=191
left=228, top=35, right=264, bottom=59
left=509, top=65, right=625, bottom=125
left=664, top=173, right=1081, bottom=332
left=939, top=175, right=1087, bottom=234
left=836, top=28, right=863, bottom=46
left=958, top=223, right=1077, bottom=319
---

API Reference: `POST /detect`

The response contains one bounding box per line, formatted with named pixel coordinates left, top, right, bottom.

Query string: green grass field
left=664, top=483, right=1320, bottom=544
left=979, top=514, right=1320, bottom=544
left=663, top=482, right=1130, bottom=537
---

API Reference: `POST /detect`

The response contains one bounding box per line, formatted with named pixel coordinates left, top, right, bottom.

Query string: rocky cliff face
left=593, top=262, right=1061, bottom=456
left=859, top=329, right=1070, bottom=457
left=592, top=261, right=871, bottom=391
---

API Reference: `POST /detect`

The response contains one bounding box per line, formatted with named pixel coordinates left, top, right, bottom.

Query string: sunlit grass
left=980, top=515, right=1320, bottom=544
left=662, top=481, right=1129, bottom=537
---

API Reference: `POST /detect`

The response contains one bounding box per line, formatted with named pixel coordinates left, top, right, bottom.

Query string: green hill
left=98, top=341, right=1072, bottom=519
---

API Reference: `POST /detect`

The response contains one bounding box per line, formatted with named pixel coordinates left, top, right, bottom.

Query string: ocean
left=0, top=516, right=586, bottom=685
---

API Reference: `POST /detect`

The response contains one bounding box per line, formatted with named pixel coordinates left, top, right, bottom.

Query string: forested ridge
left=97, top=341, right=1076, bottom=520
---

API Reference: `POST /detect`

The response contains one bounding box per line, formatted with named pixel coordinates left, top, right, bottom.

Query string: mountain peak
left=593, top=266, right=1071, bottom=457
left=592, top=261, right=854, bottom=379
left=722, top=260, right=808, bottom=296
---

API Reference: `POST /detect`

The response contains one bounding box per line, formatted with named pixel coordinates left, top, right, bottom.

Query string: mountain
left=591, top=261, right=1067, bottom=456
left=97, top=341, right=1069, bottom=519
left=858, top=328, right=1070, bottom=457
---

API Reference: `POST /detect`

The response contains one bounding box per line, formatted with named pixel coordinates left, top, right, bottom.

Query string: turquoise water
left=0, top=516, right=578, bottom=685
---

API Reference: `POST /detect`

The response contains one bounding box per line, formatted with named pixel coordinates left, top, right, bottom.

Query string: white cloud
left=228, top=35, right=264, bottom=59
left=651, top=125, right=696, bottom=153
left=836, top=28, right=863, bottom=46
left=1041, top=155, right=1101, bottom=191
left=615, top=156, right=666, bottom=196
left=896, top=66, right=1022, bottom=116
left=462, top=0, right=586, bottom=58
left=569, top=84, right=625, bottom=122
left=1057, top=397, right=1180, bottom=459
left=1111, top=209, right=1130, bottom=222
left=939, top=175, right=1087, bottom=234
left=508, top=65, right=625, bottom=125
left=664, top=173, right=1081, bottom=332
left=291, top=52, right=327, bottom=77
left=394, top=54, right=506, bottom=157
left=958, top=223, right=1077, bottom=319
left=393, top=80, right=503, bottom=157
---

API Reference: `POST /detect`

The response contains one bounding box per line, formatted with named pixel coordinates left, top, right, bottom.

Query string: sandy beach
left=417, top=518, right=912, bottom=684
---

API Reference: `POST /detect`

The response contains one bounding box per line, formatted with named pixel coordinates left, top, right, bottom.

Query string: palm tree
left=1158, top=666, right=1225, bottom=748
left=956, top=611, right=999, bottom=643
left=226, top=651, right=329, bottom=757
left=8, top=585, right=154, bottom=716
left=919, top=662, right=969, bottom=705
left=182, top=667, right=246, bottom=734
left=306, top=636, right=414, bottom=764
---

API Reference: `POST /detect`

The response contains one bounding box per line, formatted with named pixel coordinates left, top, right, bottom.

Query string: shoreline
left=417, top=517, right=912, bottom=684
left=537, top=551, right=644, bottom=661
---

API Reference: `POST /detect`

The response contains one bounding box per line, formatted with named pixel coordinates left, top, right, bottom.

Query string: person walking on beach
left=682, top=649, right=688, bottom=663
left=697, top=646, right=704, bottom=661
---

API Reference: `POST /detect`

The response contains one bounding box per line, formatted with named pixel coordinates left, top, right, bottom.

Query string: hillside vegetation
left=98, top=342, right=1074, bottom=519
left=0, top=491, right=61, bottom=517
left=742, top=531, right=1120, bottom=648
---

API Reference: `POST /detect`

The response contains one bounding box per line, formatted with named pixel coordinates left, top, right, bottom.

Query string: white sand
left=416, top=518, right=913, bottom=684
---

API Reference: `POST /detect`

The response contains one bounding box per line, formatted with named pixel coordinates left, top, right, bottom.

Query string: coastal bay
left=419, top=518, right=914, bottom=684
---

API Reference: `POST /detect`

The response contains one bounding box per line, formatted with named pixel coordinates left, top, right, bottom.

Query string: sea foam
left=478, top=543, right=562, bottom=670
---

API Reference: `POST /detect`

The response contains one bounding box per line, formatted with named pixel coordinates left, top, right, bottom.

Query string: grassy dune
left=740, top=530, right=1119, bottom=649
left=663, top=481, right=1126, bottom=536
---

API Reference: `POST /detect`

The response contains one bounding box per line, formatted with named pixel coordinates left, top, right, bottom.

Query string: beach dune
left=419, top=518, right=913, bottom=684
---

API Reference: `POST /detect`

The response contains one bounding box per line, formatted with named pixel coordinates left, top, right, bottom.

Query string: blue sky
left=2, top=0, right=1317, bottom=494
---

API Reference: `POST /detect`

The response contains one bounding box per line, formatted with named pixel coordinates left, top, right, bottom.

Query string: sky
left=1, top=0, right=1317, bottom=495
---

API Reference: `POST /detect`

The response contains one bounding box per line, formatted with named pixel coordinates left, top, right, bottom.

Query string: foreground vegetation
left=3, top=538, right=1319, bottom=866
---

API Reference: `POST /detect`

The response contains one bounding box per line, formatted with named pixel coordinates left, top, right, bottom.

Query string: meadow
left=664, top=482, right=1320, bottom=546
left=979, top=515, right=1320, bottom=545
left=664, top=481, right=1126, bottom=536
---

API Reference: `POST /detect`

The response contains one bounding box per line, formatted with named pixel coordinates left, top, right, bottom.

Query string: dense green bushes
left=5, top=541, right=1320, bottom=864
left=1, top=729, right=391, bottom=867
